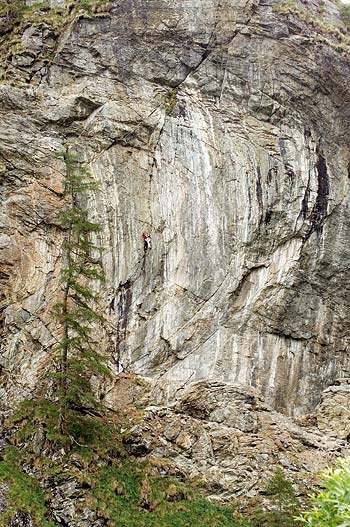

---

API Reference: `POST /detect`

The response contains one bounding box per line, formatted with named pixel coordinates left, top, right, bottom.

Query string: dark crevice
left=256, top=165, right=263, bottom=209
left=267, top=330, right=309, bottom=343
left=300, top=169, right=312, bottom=220
left=264, top=208, right=272, bottom=224
left=256, top=165, right=264, bottom=227
left=267, top=166, right=277, bottom=186
left=247, top=177, right=252, bottom=225
left=149, top=114, right=166, bottom=178
left=168, top=0, right=229, bottom=92
left=285, top=166, right=295, bottom=184
left=304, top=149, right=329, bottom=242
left=159, top=334, right=173, bottom=361
left=110, top=280, right=132, bottom=365
left=171, top=36, right=217, bottom=91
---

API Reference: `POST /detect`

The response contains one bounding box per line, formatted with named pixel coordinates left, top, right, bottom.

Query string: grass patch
left=273, top=1, right=350, bottom=55
left=0, top=453, right=58, bottom=527
left=0, top=0, right=113, bottom=83
left=91, top=464, right=252, bottom=526
left=0, top=444, right=253, bottom=527
left=0, top=397, right=253, bottom=527
left=165, top=89, right=178, bottom=116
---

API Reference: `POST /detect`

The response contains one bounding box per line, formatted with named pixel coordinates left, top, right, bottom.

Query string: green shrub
left=0, top=437, right=253, bottom=527
left=165, top=89, right=178, bottom=115
left=298, top=457, right=350, bottom=527
left=251, top=468, right=302, bottom=527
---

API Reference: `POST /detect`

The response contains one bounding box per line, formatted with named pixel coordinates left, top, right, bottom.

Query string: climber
left=142, top=232, right=152, bottom=251
left=117, top=360, right=124, bottom=374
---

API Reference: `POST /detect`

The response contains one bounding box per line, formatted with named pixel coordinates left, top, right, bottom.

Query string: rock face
left=1, top=0, right=350, bottom=419
left=316, top=380, right=350, bottom=440
left=109, top=376, right=350, bottom=502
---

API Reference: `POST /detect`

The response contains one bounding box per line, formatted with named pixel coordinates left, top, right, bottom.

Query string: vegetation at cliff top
left=273, top=1, right=350, bottom=54
left=0, top=0, right=112, bottom=83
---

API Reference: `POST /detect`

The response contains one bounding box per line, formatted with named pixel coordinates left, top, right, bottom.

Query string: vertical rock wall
left=1, top=0, right=350, bottom=414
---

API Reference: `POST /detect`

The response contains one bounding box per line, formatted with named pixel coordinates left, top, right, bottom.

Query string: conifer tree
left=52, top=148, right=108, bottom=435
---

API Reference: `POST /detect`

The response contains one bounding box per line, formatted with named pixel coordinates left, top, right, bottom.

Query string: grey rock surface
left=0, top=482, right=8, bottom=513
left=0, top=0, right=349, bottom=422
left=50, top=479, right=106, bottom=527
left=316, top=382, right=350, bottom=440
left=121, top=378, right=349, bottom=500
left=8, top=511, right=33, bottom=527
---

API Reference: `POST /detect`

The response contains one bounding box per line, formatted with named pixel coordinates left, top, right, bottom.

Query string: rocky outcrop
left=108, top=376, right=350, bottom=502
left=1, top=374, right=349, bottom=525
left=1, top=0, right=350, bottom=422
left=316, top=379, right=350, bottom=440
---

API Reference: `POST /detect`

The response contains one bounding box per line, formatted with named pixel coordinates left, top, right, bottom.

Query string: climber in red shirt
left=142, top=232, right=152, bottom=251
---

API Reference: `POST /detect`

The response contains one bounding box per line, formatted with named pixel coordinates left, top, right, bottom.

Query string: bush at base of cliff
left=298, top=457, right=350, bottom=527
left=249, top=468, right=302, bottom=527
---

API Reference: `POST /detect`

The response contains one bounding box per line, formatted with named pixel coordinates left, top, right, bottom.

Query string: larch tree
left=52, top=147, right=109, bottom=435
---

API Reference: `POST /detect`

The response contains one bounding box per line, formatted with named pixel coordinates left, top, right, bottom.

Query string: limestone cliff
left=1, top=0, right=350, bottom=427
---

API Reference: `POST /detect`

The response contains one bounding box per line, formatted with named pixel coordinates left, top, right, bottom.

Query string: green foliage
left=0, top=409, right=124, bottom=526
left=298, top=457, right=350, bottom=527
left=0, top=408, right=252, bottom=527
left=339, top=4, right=350, bottom=29
left=265, top=467, right=299, bottom=512
left=7, top=398, right=69, bottom=448
left=165, top=89, right=178, bottom=115
left=91, top=463, right=252, bottom=526
left=0, top=149, right=112, bottom=523
left=7, top=399, right=125, bottom=461
left=0, top=451, right=58, bottom=527
left=0, top=0, right=112, bottom=84
left=52, top=148, right=108, bottom=433
left=250, top=468, right=302, bottom=527
left=273, top=1, right=350, bottom=55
